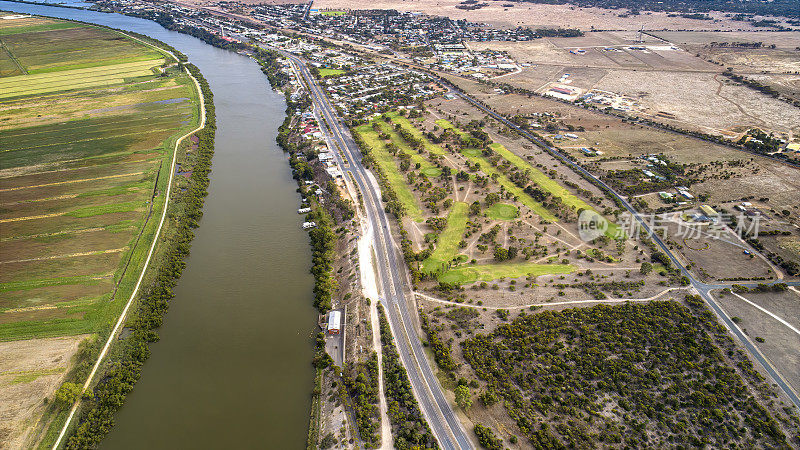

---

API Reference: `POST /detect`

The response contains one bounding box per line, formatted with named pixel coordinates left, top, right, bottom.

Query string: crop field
left=0, top=21, right=195, bottom=341
left=0, top=18, right=163, bottom=74
left=0, top=59, right=165, bottom=99
left=0, top=14, right=200, bottom=447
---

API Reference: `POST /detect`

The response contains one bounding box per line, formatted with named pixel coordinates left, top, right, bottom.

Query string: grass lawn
left=387, top=112, right=446, bottom=155
left=486, top=203, right=519, bottom=221
left=354, top=124, right=423, bottom=221
left=462, top=148, right=481, bottom=157
left=318, top=68, right=345, bottom=77
left=421, top=202, right=469, bottom=274
left=319, top=10, right=347, bottom=16
left=489, top=142, right=593, bottom=213
left=375, top=120, right=441, bottom=177
left=439, top=262, right=575, bottom=285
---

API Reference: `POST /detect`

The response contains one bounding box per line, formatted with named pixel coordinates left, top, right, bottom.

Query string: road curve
left=281, top=51, right=473, bottom=450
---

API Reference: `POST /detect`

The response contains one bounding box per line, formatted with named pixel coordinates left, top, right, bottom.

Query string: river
left=0, top=2, right=315, bottom=448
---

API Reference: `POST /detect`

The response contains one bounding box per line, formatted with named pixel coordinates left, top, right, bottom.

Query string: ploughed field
left=0, top=14, right=198, bottom=341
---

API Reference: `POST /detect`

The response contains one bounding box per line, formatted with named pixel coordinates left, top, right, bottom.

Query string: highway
left=278, top=50, right=473, bottom=450
left=442, top=84, right=800, bottom=412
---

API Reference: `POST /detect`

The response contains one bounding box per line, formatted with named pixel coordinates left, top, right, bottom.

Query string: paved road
left=278, top=50, right=472, bottom=450
left=442, top=85, right=800, bottom=412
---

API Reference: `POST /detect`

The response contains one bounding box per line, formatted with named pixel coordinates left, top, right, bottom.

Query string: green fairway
left=439, top=262, right=575, bottom=285
left=375, top=120, right=442, bottom=177
left=421, top=202, right=469, bottom=274
left=486, top=203, right=519, bottom=221
left=387, top=112, right=447, bottom=155
left=318, top=68, right=345, bottom=77
left=489, top=142, right=594, bottom=212
left=355, top=124, right=424, bottom=221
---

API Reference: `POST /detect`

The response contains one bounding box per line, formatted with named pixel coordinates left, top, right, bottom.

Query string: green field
left=0, top=19, right=163, bottom=74
left=421, top=202, right=469, bottom=274
left=0, top=15, right=199, bottom=341
left=0, top=59, right=164, bottom=99
left=486, top=203, right=519, bottom=221
left=354, top=124, right=424, bottom=221
left=376, top=120, right=442, bottom=177
left=439, top=262, right=575, bottom=285
left=387, top=112, right=447, bottom=156
left=319, top=10, right=347, bottom=16
left=318, top=68, right=345, bottom=77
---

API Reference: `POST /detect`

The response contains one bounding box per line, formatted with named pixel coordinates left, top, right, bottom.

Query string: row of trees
left=377, top=305, right=439, bottom=449
left=342, top=353, right=381, bottom=447
left=419, top=311, right=457, bottom=372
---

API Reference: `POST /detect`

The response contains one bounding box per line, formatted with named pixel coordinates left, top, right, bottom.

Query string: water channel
left=0, top=2, right=315, bottom=447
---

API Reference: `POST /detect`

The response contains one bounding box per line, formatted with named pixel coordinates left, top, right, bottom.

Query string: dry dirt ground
left=0, top=335, right=87, bottom=449
left=308, top=0, right=796, bottom=31
left=713, top=289, right=800, bottom=396
left=466, top=34, right=800, bottom=140
left=438, top=77, right=800, bottom=222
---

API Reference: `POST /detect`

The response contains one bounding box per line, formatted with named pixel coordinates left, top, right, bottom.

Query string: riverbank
left=45, top=36, right=213, bottom=450
left=0, top=2, right=321, bottom=447
left=0, top=12, right=211, bottom=447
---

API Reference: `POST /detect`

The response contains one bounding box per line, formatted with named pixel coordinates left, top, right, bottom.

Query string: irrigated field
left=0, top=14, right=200, bottom=447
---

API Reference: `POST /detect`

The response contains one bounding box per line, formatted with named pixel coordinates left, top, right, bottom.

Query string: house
left=700, top=205, right=719, bottom=218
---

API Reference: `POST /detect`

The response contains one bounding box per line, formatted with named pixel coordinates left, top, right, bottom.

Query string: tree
left=55, top=382, right=82, bottom=408
left=493, top=247, right=509, bottom=262
left=455, top=385, right=472, bottom=410
left=640, top=261, right=653, bottom=275
left=469, top=201, right=481, bottom=216
left=485, top=192, right=500, bottom=206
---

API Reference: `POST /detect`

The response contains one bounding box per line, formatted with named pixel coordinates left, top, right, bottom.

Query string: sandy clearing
left=0, top=335, right=88, bottom=449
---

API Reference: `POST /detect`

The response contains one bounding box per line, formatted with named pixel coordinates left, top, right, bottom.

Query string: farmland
left=0, top=14, right=201, bottom=447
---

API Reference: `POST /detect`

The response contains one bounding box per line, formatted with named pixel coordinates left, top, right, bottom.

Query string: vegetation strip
left=52, top=34, right=212, bottom=448
left=377, top=304, right=438, bottom=449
